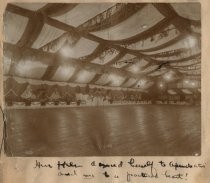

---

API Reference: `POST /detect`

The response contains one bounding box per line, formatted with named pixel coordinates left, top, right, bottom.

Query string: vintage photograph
left=3, top=3, right=201, bottom=156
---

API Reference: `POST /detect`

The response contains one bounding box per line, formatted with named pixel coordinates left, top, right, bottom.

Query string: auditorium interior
left=3, top=3, right=201, bottom=156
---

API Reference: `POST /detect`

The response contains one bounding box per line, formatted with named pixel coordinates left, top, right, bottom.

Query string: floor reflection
left=6, top=105, right=201, bottom=156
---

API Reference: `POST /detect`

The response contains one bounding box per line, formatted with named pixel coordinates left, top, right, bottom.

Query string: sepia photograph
left=2, top=2, right=201, bottom=157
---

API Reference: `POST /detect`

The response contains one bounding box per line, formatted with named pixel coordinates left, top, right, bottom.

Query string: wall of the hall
left=3, top=77, right=201, bottom=107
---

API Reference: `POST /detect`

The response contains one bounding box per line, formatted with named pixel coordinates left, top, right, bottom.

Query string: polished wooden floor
left=5, top=105, right=201, bottom=156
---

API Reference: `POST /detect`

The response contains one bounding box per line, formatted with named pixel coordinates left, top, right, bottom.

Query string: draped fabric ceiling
left=3, top=3, right=201, bottom=91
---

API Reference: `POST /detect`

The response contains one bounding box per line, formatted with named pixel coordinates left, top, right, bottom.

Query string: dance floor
left=5, top=105, right=201, bottom=156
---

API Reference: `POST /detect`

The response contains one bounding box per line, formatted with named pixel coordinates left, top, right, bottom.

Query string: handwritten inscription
left=32, top=159, right=206, bottom=182
left=164, top=170, right=186, bottom=179
left=58, top=170, right=77, bottom=177
left=34, top=160, right=53, bottom=169
left=83, top=173, right=95, bottom=179
left=91, top=161, right=123, bottom=168
left=169, top=161, right=205, bottom=170
left=57, top=161, right=82, bottom=170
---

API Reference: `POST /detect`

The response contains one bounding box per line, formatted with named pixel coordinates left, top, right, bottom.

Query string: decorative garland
left=78, top=4, right=146, bottom=32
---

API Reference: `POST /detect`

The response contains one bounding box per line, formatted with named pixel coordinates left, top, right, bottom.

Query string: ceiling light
left=163, top=71, right=175, bottom=82
left=158, top=81, right=165, bottom=89
left=184, top=79, right=190, bottom=84
left=183, top=35, right=197, bottom=48
left=130, top=65, right=140, bottom=74
left=142, top=24, right=148, bottom=29
left=191, top=81, right=196, bottom=86
left=163, top=73, right=172, bottom=81
left=109, top=74, right=124, bottom=86
left=76, top=70, right=94, bottom=83
left=59, top=45, right=74, bottom=58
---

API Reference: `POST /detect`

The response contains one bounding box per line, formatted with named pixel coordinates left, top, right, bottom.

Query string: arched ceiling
left=3, top=3, right=201, bottom=91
